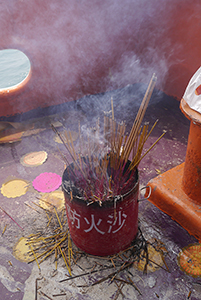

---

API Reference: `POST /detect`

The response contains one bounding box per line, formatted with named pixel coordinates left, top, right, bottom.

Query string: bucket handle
left=138, top=185, right=151, bottom=202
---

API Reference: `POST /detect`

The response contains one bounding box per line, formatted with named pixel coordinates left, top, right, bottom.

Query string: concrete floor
left=0, top=84, right=201, bottom=300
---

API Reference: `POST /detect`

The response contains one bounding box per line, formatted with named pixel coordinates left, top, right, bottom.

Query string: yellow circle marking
left=21, top=151, right=47, bottom=166
left=134, top=244, right=164, bottom=272
left=178, top=244, right=201, bottom=277
left=13, top=237, right=32, bottom=263
left=39, top=191, right=65, bottom=212
left=1, top=179, right=29, bottom=198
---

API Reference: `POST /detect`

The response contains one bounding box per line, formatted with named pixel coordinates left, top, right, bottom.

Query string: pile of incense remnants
left=24, top=204, right=169, bottom=299
left=52, top=73, right=165, bottom=206
left=59, top=228, right=170, bottom=298
left=24, top=201, right=169, bottom=299
left=25, top=200, right=72, bottom=275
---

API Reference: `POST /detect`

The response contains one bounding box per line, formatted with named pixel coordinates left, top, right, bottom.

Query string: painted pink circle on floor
left=32, top=172, right=62, bottom=193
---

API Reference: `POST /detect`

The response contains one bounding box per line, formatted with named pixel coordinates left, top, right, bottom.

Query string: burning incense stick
left=111, top=97, right=114, bottom=120
left=123, top=73, right=157, bottom=161
left=54, top=73, right=164, bottom=205
left=130, top=130, right=166, bottom=169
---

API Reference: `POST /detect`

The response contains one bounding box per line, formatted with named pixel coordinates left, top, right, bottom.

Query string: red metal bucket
left=62, top=165, right=139, bottom=256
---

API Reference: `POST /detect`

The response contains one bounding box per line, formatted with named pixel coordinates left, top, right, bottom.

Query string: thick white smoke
left=0, top=0, right=199, bottom=114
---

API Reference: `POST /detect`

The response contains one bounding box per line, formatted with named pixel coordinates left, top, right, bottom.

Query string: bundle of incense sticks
left=53, top=73, right=165, bottom=205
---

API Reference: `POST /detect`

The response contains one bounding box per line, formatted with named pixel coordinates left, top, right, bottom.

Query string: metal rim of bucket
left=138, top=185, right=152, bottom=202
left=62, top=166, right=139, bottom=209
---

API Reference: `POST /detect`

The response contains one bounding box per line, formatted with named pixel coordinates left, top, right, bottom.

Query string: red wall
left=0, top=0, right=201, bottom=117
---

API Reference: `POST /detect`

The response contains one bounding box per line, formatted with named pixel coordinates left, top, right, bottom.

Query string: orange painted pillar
left=182, top=121, right=201, bottom=203
left=180, top=97, right=201, bottom=203
left=146, top=97, right=201, bottom=241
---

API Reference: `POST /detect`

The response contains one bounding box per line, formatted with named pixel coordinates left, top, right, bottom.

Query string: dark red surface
left=63, top=174, right=139, bottom=256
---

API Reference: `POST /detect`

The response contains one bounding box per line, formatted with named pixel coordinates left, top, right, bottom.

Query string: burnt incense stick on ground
left=0, top=205, right=23, bottom=230
left=20, top=195, right=170, bottom=299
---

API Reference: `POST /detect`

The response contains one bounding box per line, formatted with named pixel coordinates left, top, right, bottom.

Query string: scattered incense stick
left=140, top=254, right=170, bottom=273
left=127, top=276, right=142, bottom=295
left=59, top=245, right=71, bottom=276
left=0, top=205, right=23, bottom=230
left=114, top=281, right=125, bottom=300
left=2, top=224, right=7, bottom=236
left=46, top=216, right=52, bottom=227
left=113, top=277, right=141, bottom=294
left=59, top=265, right=114, bottom=282
left=25, top=202, right=40, bottom=214
left=111, top=258, right=116, bottom=269
left=160, top=251, right=169, bottom=272
left=28, top=243, right=41, bottom=272
left=40, top=291, right=53, bottom=300
left=55, top=248, right=58, bottom=270
left=187, top=291, right=192, bottom=299
left=24, top=204, right=73, bottom=275
left=31, top=201, right=48, bottom=212
left=35, top=277, right=43, bottom=300
left=91, top=261, right=133, bottom=287
left=54, top=207, right=63, bottom=230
